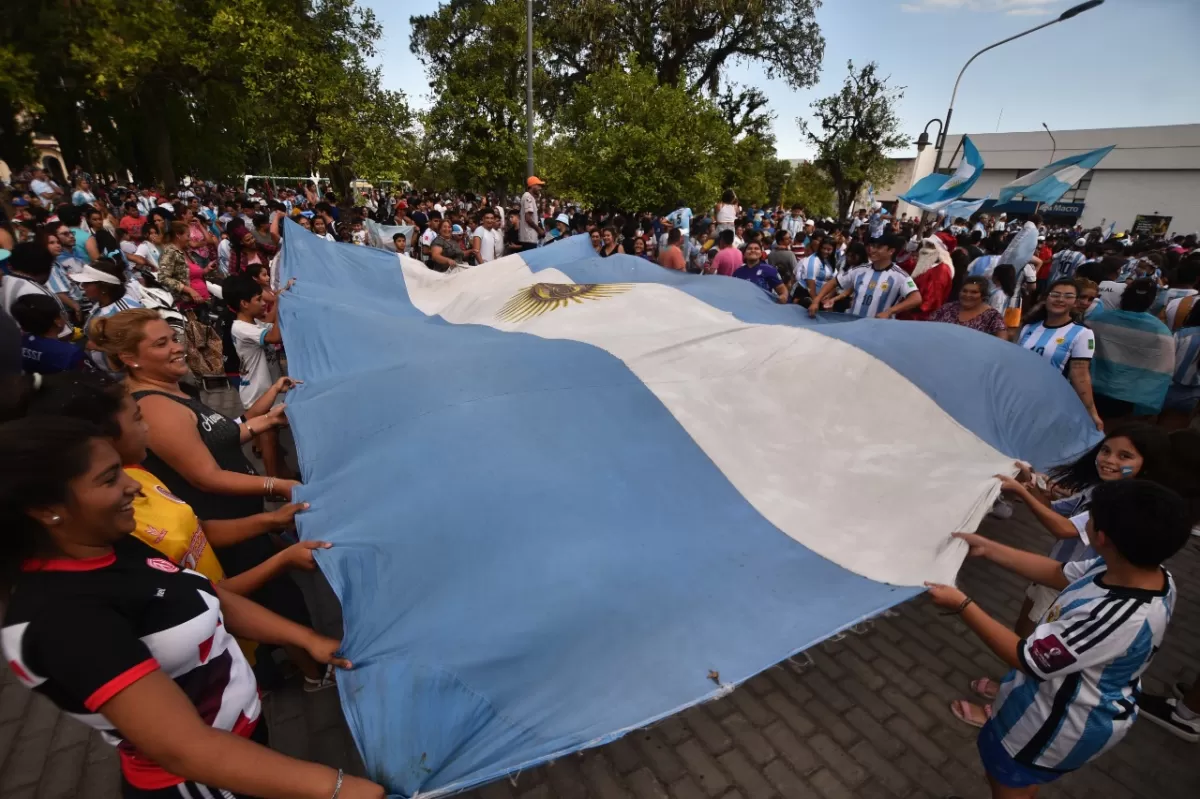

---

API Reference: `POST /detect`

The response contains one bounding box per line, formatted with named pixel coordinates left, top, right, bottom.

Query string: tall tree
left=798, top=61, right=906, bottom=219
left=410, top=0, right=544, bottom=198
left=411, top=0, right=824, bottom=122
left=542, top=0, right=824, bottom=100
left=782, top=161, right=836, bottom=218
left=547, top=62, right=731, bottom=213
left=0, top=0, right=413, bottom=194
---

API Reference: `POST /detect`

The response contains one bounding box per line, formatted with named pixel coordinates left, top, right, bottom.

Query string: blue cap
left=451, top=224, right=464, bottom=235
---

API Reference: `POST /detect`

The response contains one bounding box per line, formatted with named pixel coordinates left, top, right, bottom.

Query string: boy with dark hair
left=927, top=479, right=1191, bottom=797
left=392, top=231, right=407, bottom=255
left=11, top=294, right=85, bottom=374
left=224, top=275, right=287, bottom=477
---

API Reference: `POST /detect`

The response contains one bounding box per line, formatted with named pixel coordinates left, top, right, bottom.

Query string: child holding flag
left=925, top=479, right=1191, bottom=798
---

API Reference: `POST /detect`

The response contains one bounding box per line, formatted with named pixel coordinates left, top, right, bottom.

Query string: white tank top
left=716, top=204, right=736, bottom=225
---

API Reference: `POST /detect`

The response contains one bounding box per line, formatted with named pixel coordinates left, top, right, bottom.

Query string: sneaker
left=989, top=498, right=1014, bottom=520
left=1138, top=694, right=1200, bottom=742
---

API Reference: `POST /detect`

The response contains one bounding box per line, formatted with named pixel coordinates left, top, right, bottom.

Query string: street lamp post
left=525, top=0, right=535, bottom=179
left=1042, top=122, right=1057, bottom=164
left=931, top=0, right=1103, bottom=175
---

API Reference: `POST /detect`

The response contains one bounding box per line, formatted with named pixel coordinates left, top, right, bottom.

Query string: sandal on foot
left=970, top=677, right=1001, bottom=701
left=950, top=699, right=992, bottom=728
left=303, top=665, right=337, bottom=693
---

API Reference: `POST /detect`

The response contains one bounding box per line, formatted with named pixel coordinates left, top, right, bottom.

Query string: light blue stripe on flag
left=997, top=146, right=1116, bottom=205
left=901, top=136, right=985, bottom=210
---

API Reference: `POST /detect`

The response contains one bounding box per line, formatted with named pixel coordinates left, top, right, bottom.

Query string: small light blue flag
left=867, top=183, right=876, bottom=208
left=900, top=135, right=984, bottom=211
left=997, top=145, right=1116, bottom=205
left=936, top=196, right=990, bottom=226
left=1102, top=221, right=1116, bottom=242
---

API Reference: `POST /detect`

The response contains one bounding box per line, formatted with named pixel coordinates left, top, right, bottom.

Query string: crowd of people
left=0, top=163, right=1198, bottom=799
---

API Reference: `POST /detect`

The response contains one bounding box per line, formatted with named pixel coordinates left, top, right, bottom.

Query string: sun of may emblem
left=496, top=282, right=631, bottom=323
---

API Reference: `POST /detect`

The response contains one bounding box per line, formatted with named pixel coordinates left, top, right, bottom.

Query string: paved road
left=2, top=448, right=1196, bottom=799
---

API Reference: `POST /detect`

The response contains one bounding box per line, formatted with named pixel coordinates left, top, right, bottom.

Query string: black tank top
left=132, top=388, right=263, bottom=521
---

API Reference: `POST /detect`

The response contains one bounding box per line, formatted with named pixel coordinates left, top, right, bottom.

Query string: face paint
left=1120, top=465, right=1135, bottom=478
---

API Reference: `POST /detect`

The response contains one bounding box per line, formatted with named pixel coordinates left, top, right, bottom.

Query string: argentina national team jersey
left=837, top=265, right=917, bottom=319
left=799, top=254, right=834, bottom=293
left=991, top=557, right=1175, bottom=772
left=1173, top=326, right=1200, bottom=387
left=1049, top=250, right=1086, bottom=283
left=1018, top=320, right=1094, bottom=374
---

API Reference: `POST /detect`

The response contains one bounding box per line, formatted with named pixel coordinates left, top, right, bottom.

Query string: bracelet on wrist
left=942, top=596, right=975, bottom=616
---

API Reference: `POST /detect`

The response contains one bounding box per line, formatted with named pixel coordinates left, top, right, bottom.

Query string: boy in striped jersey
left=926, top=479, right=1191, bottom=797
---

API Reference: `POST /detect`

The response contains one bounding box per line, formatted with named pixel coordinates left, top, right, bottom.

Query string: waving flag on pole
left=1102, top=220, right=1117, bottom=242
left=938, top=195, right=990, bottom=227
left=997, top=145, right=1116, bottom=205
left=277, top=225, right=1100, bottom=797
left=900, top=135, right=984, bottom=211
left=867, top=182, right=876, bottom=208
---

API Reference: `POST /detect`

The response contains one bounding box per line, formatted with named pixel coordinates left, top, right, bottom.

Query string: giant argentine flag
left=275, top=223, right=1099, bottom=797
left=900, top=135, right=984, bottom=211
left=997, top=145, right=1116, bottom=205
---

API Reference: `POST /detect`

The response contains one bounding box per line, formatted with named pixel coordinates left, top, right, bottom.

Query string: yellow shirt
left=127, top=466, right=225, bottom=582
left=126, top=466, right=257, bottom=662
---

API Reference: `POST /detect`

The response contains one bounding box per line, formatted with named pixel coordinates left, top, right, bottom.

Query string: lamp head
left=1059, top=0, right=1103, bottom=21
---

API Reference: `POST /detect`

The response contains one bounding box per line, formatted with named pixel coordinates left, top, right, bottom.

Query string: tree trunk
left=140, top=97, right=177, bottom=191
left=329, top=160, right=355, bottom=215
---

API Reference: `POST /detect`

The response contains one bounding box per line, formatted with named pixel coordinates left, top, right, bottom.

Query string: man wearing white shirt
left=29, top=167, right=61, bottom=210
left=780, top=205, right=806, bottom=240
left=808, top=233, right=922, bottom=320
left=471, top=208, right=505, bottom=264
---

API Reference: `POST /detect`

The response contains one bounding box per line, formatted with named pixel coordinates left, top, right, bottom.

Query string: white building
left=892, top=124, right=1200, bottom=236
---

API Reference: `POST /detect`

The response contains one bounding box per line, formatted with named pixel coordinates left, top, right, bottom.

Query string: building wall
left=1081, top=170, right=1200, bottom=236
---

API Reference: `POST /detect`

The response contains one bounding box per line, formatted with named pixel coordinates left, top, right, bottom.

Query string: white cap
left=68, top=264, right=122, bottom=286
left=556, top=213, right=570, bottom=225
left=1075, top=237, right=1088, bottom=247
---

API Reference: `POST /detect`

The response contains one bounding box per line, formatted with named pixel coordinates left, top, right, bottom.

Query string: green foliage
left=798, top=60, right=907, bottom=219
left=549, top=63, right=730, bottom=213
left=541, top=0, right=825, bottom=96
left=409, top=0, right=826, bottom=199
left=781, top=162, right=836, bottom=218
left=0, top=0, right=414, bottom=193
left=410, top=0, right=546, bottom=198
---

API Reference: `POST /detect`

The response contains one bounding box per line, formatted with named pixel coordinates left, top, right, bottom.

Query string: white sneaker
left=989, top=498, right=1013, bottom=520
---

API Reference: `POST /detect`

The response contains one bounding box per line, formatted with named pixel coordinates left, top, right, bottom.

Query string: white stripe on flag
left=394, top=253, right=1016, bottom=587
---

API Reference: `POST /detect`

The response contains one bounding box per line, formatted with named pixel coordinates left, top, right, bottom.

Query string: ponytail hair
left=88, top=307, right=161, bottom=371
left=0, top=417, right=107, bottom=591
left=992, top=263, right=1018, bottom=298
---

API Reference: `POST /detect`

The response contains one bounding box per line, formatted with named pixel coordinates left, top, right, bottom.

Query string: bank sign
left=1042, top=202, right=1085, bottom=216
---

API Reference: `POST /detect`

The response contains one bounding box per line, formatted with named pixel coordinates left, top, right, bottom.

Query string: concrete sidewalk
left=2, top=496, right=1197, bottom=798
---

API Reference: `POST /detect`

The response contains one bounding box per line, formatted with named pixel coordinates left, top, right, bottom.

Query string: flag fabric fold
left=900, top=135, right=984, bottom=211
left=996, top=145, right=1116, bottom=205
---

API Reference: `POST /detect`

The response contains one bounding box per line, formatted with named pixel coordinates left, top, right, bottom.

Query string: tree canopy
left=0, top=0, right=415, bottom=194
left=799, top=61, right=907, bottom=219
left=545, top=63, right=730, bottom=213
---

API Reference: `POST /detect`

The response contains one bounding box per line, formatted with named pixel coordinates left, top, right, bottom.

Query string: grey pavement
left=2, top=391, right=1197, bottom=798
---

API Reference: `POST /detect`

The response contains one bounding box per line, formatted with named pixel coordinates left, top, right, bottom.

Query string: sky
left=363, top=0, right=1199, bottom=160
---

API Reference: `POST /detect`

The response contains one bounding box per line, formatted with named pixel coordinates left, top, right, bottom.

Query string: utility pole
left=525, top=0, right=535, bottom=179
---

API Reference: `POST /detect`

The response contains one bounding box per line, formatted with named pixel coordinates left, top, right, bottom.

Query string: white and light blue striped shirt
left=1049, top=250, right=1087, bottom=283
left=836, top=265, right=918, bottom=319
left=1173, top=325, right=1200, bottom=387
left=1018, top=321, right=1094, bottom=374
left=991, top=557, right=1175, bottom=771
left=798, top=254, right=834, bottom=295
